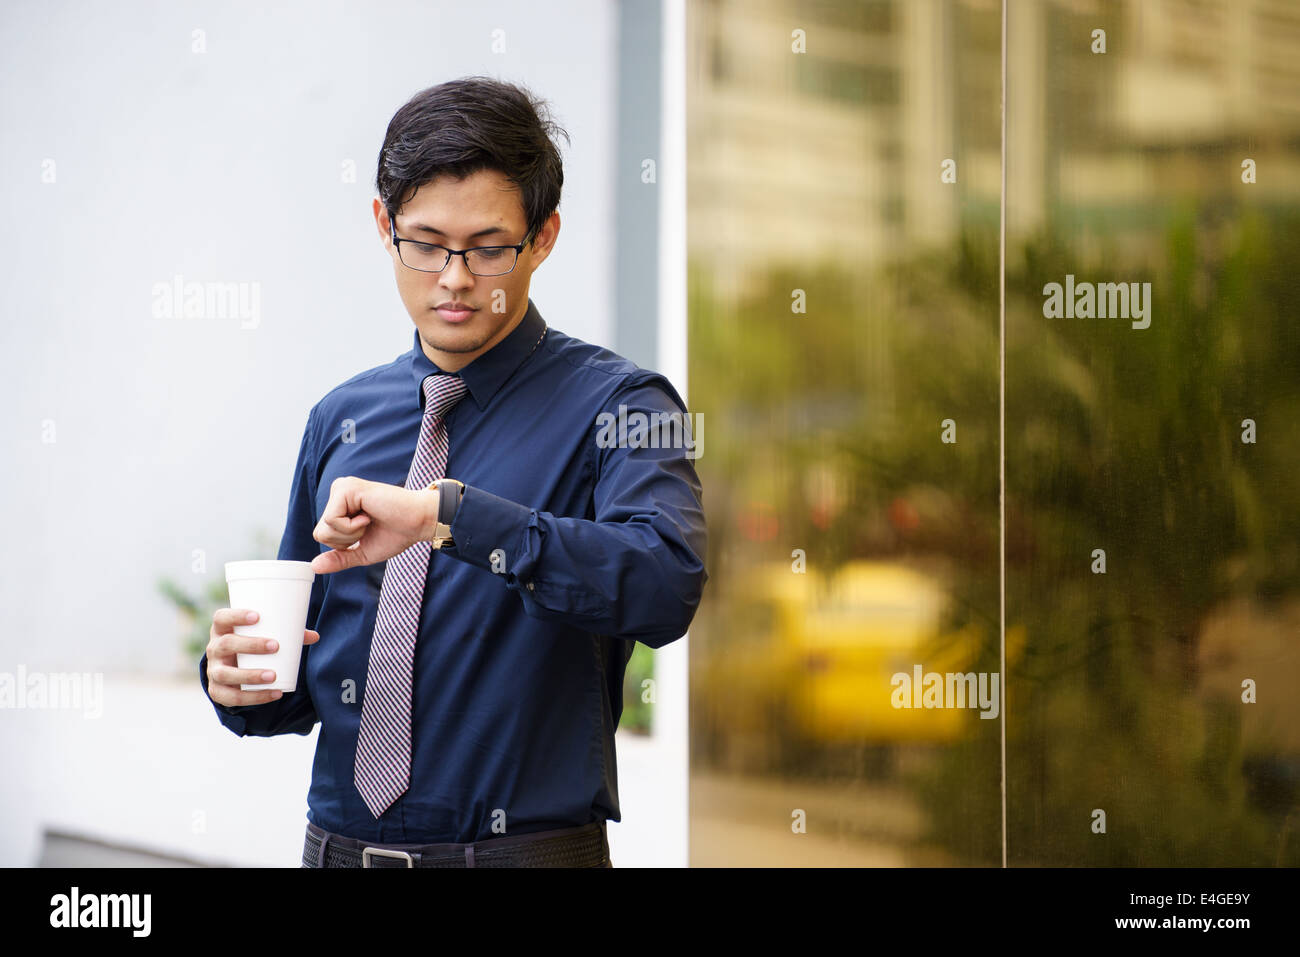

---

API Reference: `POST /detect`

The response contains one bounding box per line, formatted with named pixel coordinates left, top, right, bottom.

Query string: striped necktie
left=354, top=372, right=468, bottom=819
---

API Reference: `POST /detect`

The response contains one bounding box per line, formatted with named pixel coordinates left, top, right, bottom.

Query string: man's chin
left=417, top=324, right=488, bottom=355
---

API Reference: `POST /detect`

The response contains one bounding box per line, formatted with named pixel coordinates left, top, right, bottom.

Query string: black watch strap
left=437, top=479, right=463, bottom=526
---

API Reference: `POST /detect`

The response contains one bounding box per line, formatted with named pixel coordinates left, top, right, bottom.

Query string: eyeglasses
left=389, top=220, right=531, bottom=277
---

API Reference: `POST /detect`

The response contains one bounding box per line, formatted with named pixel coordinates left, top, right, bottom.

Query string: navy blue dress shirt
left=200, top=298, right=707, bottom=844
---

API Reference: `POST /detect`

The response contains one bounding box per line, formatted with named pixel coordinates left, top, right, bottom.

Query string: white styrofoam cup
left=224, top=560, right=315, bottom=692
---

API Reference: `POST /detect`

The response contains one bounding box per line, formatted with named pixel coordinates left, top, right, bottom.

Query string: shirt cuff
left=198, top=653, right=249, bottom=736
left=444, top=483, right=536, bottom=585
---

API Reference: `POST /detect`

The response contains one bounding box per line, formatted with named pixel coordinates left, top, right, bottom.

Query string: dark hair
left=376, top=76, right=569, bottom=246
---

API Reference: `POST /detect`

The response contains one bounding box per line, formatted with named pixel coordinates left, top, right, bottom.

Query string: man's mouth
left=435, top=304, right=476, bottom=323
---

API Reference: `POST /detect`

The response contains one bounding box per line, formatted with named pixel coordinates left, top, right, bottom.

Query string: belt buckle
left=362, top=846, right=414, bottom=868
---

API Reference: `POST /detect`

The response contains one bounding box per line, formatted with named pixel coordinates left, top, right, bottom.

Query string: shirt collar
left=408, top=297, right=546, bottom=412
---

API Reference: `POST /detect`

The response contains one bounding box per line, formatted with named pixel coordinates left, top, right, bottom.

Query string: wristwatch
left=425, top=478, right=465, bottom=549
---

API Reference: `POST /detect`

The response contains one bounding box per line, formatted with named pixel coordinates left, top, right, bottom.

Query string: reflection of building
left=690, top=0, right=1300, bottom=292
left=1010, top=0, right=1300, bottom=243
left=688, top=0, right=1001, bottom=301
left=1115, top=0, right=1300, bottom=138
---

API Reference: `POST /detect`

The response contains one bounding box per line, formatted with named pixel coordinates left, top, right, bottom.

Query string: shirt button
left=526, top=582, right=535, bottom=591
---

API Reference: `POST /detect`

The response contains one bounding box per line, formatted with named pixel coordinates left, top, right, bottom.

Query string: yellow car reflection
left=695, top=560, right=1026, bottom=772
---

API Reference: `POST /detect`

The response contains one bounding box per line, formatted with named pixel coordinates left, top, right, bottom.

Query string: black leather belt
left=302, top=819, right=611, bottom=868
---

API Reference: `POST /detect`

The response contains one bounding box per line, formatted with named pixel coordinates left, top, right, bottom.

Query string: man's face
left=373, top=168, right=558, bottom=372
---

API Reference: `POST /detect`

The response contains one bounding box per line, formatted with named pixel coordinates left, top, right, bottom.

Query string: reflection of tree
left=688, top=203, right=1300, bottom=865
left=992, top=204, right=1300, bottom=865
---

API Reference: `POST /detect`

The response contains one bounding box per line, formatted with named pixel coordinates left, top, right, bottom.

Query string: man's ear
left=373, top=197, right=392, bottom=247
left=529, top=211, right=561, bottom=262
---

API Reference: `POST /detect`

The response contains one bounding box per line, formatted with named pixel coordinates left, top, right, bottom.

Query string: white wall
left=0, top=0, right=615, bottom=673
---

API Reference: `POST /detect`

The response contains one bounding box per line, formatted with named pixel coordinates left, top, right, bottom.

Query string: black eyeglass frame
left=389, top=219, right=534, bottom=276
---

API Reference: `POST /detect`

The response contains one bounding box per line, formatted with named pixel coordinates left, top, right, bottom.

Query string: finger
left=322, top=513, right=369, bottom=546
left=212, top=631, right=285, bottom=658
left=325, top=512, right=368, bottom=532
left=318, top=476, right=364, bottom=526
left=213, top=663, right=280, bottom=687
left=304, top=629, right=321, bottom=645
left=213, top=608, right=260, bottom=633
left=313, top=523, right=343, bottom=547
left=210, top=686, right=285, bottom=707
left=314, top=515, right=365, bottom=548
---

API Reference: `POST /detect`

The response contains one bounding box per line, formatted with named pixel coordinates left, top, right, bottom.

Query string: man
left=199, top=76, right=707, bottom=868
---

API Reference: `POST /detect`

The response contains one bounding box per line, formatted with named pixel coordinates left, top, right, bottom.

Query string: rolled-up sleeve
left=199, top=404, right=324, bottom=737
left=443, top=377, right=708, bottom=648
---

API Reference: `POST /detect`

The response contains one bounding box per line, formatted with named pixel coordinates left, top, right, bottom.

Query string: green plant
left=621, top=642, right=655, bottom=735
left=159, top=528, right=278, bottom=665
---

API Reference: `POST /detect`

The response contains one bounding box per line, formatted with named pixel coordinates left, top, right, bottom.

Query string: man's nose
left=439, top=251, right=475, bottom=288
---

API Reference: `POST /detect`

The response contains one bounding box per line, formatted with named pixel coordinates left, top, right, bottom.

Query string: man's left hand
left=311, top=476, right=438, bottom=574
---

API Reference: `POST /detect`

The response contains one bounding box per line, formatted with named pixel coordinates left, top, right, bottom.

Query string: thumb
left=311, top=545, right=363, bottom=576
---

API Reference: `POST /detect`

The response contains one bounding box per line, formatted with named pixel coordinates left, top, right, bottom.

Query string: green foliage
left=157, top=575, right=234, bottom=663
left=158, top=528, right=278, bottom=665
left=621, top=642, right=655, bottom=735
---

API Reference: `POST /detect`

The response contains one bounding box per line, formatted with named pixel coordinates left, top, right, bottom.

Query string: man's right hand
left=205, top=608, right=320, bottom=707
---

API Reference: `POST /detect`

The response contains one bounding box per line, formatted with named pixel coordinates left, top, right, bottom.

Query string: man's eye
left=475, top=247, right=507, bottom=259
